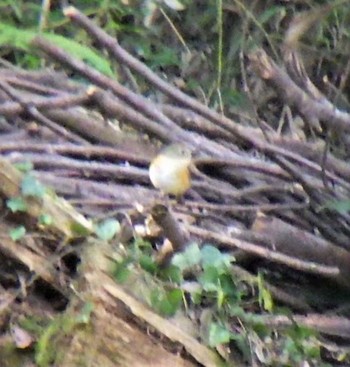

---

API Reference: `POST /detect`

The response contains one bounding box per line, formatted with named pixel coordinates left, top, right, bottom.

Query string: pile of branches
left=1, top=5, right=350, bottom=366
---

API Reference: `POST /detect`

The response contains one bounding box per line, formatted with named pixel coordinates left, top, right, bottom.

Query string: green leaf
left=14, top=161, right=34, bottom=173
left=217, top=286, right=225, bottom=309
left=230, top=332, right=251, bottom=361
left=35, top=317, right=61, bottom=366
left=260, top=287, right=273, bottom=312
left=133, top=237, right=153, bottom=254
left=283, top=337, right=301, bottom=361
left=172, top=243, right=201, bottom=271
left=10, top=226, right=26, bottom=241
left=208, top=322, right=231, bottom=347
left=324, top=199, right=350, bottom=214
left=43, top=33, right=114, bottom=76
left=137, top=41, right=180, bottom=69
left=7, top=197, right=27, bottom=212
left=224, top=89, right=250, bottom=108
left=258, top=6, right=283, bottom=25
left=257, top=273, right=274, bottom=312
left=113, top=258, right=132, bottom=284
left=0, top=23, right=114, bottom=76
left=38, top=214, right=53, bottom=226
left=198, top=266, right=220, bottom=292
left=139, top=254, right=158, bottom=274
left=219, top=274, right=240, bottom=302
left=228, top=305, right=246, bottom=319
left=159, top=264, right=183, bottom=283
left=150, top=288, right=183, bottom=317
left=95, top=218, right=120, bottom=241
left=21, top=174, right=46, bottom=198
left=0, top=23, right=33, bottom=51
left=191, top=290, right=202, bottom=305
left=76, top=302, right=94, bottom=324
left=70, top=221, right=91, bottom=237
left=200, top=245, right=232, bottom=271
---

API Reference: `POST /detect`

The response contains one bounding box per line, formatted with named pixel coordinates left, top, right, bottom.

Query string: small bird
left=149, top=143, right=192, bottom=197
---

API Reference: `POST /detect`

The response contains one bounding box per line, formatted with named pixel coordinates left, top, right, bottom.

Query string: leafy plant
left=173, top=243, right=237, bottom=308
left=0, top=23, right=114, bottom=74
left=323, top=199, right=350, bottom=214
left=21, top=173, right=46, bottom=198
left=150, top=287, right=183, bottom=317
left=38, top=214, right=53, bottom=226
left=95, top=218, right=120, bottom=241
left=208, top=321, right=232, bottom=347
left=14, top=161, right=34, bottom=172
left=9, top=225, right=26, bottom=241
left=75, top=302, right=94, bottom=325
left=7, top=197, right=27, bottom=213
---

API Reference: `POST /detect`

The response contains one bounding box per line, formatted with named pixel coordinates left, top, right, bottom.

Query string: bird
left=149, top=143, right=192, bottom=197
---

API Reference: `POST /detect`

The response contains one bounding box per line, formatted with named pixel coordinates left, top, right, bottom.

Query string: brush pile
left=1, top=5, right=350, bottom=367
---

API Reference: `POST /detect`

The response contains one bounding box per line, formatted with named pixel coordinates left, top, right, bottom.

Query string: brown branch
left=31, top=37, right=188, bottom=143
left=62, top=4, right=350, bottom=192
left=37, top=173, right=158, bottom=205
left=3, top=75, right=77, bottom=95
left=250, top=313, right=350, bottom=338
left=0, top=142, right=152, bottom=165
left=7, top=153, right=149, bottom=184
left=230, top=265, right=312, bottom=311
left=188, top=225, right=340, bottom=278
left=251, top=215, right=350, bottom=285
left=160, top=104, right=232, bottom=140
left=62, top=6, right=242, bottom=139
left=194, top=157, right=290, bottom=180
left=90, top=87, right=171, bottom=143
left=31, top=33, right=343, bottom=200
left=185, top=200, right=308, bottom=214
left=0, top=90, right=91, bottom=116
left=0, top=79, right=87, bottom=144
left=248, top=48, right=350, bottom=132
left=151, top=204, right=191, bottom=265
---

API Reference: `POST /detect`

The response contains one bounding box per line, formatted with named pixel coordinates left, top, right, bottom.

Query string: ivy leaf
left=139, top=254, right=158, bottom=274
left=258, top=273, right=274, bottom=312
left=95, top=218, right=120, bottom=241
left=70, top=221, right=91, bottom=237
left=172, top=243, right=201, bottom=271
left=200, top=244, right=233, bottom=272
left=7, top=197, right=27, bottom=212
left=208, top=322, right=231, bottom=347
left=38, top=214, right=53, bottom=226
left=324, top=199, right=350, bottom=214
left=220, top=274, right=240, bottom=302
left=159, top=264, right=183, bottom=284
left=76, top=302, right=94, bottom=324
left=198, top=266, right=220, bottom=292
left=21, top=174, right=46, bottom=198
left=113, top=258, right=132, bottom=284
left=10, top=226, right=26, bottom=241
left=14, top=161, right=33, bottom=173
left=150, top=288, right=183, bottom=317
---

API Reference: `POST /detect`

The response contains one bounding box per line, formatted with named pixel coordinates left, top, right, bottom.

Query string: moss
left=33, top=304, right=96, bottom=367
